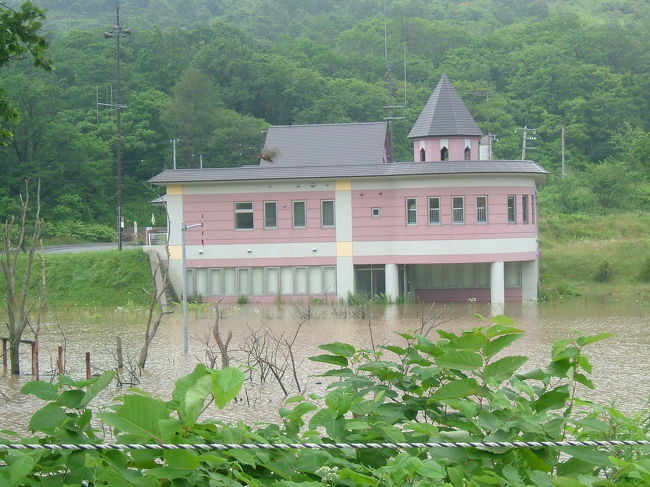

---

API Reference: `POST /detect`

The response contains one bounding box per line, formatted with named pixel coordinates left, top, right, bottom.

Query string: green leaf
left=309, top=354, right=348, bottom=367
left=418, top=459, right=446, bottom=479
left=436, top=351, right=483, bottom=370
left=534, top=386, right=570, bottom=412
left=489, top=315, right=516, bottom=327
left=80, top=370, right=115, bottom=407
left=20, top=381, right=58, bottom=401
left=58, top=389, right=84, bottom=409
left=338, top=468, right=376, bottom=485
left=210, top=367, right=244, bottom=409
left=483, top=356, right=528, bottom=382
left=450, top=331, right=487, bottom=351
left=431, top=378, right=481, bottom=400
left=182, top=373, right=213, bottom=423
left=99, top=394, right=168, bottom=441
left=381, top=345, right=407, bottom=355
left=28, top=403, right=67, bottom=434
left=576, top=333, right=612, bottom=347
left=8, top=453, right=34, bottom=485
left=483, top=333, right=523, bottom=358
left=318, top=342, right=355, bottom=357
left=559, top=446, right=611, bottom=466
left=164, top=449, right=200, bottom=469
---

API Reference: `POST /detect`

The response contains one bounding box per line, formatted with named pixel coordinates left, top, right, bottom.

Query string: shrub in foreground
left=1, top=316, right=648, bottom=486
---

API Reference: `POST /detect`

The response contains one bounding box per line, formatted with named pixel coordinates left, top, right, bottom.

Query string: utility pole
left=381, top=1, right=405, bottom=163
left=170, top=139, right=179, bottom=169
left=104, top=4, right=131, bottom=251
left=515, top=126, right=537, bottom=160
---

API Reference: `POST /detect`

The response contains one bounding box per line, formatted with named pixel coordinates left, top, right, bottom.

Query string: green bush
left=42, top=220, right=114, bottom=243
left=639, top=257, right=650, bottom=283
left=594, top=260, right=613, bottom=282
left=5, top=318, right=649, bottom=486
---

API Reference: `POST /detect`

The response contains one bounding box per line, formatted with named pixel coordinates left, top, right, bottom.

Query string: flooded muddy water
left=1, top=297, right=648, bottom=434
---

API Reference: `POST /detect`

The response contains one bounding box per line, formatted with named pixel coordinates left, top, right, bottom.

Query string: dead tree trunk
left=138, top=261, right=173, bottom=369
left=212, top=298, right=232, bottom=369
left=1, top=180, right=43, bottom=375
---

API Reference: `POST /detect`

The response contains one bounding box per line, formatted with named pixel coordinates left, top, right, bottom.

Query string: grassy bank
left=0, top=249, right=153, bottom=308
left=539, top=212, right=650, bottom=300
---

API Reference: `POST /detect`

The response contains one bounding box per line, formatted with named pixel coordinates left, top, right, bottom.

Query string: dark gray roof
left=150, top=160, right=547, bottom=185
left=259, top=122, right=388, bottom=166
left=408, top=74, right=483, bottom=138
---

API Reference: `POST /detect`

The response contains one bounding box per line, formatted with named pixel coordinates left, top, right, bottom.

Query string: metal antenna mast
left=105, top=4, right=131, bottom=250
left=382, top=1, right=405, bottom=163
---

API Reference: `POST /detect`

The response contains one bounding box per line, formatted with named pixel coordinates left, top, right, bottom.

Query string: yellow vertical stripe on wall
left=336, top=242, right=353, bottom=257
left=167, top=184, right=183, bottom=195
left=335, top=179, right=352, bottom=191
left=168, top=246, right=182, bottom=260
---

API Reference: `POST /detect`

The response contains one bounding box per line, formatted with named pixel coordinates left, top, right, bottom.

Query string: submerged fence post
left=85, top=352, right=91, bottom=379
left=57, top=346, right=64, bottom=375
left=116, top=336, right=124, bottom=370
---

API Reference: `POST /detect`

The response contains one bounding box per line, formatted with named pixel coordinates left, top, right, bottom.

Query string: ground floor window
left=412, top=262, right=521, bottom=290
left=186, top=265, right=337, bottom=298
left=355, top=265, right=386, bottom=298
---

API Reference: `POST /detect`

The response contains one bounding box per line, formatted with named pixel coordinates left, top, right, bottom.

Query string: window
left=321, top=200, right=335, bottom=227
left=476, top=196, right=487, bottom=224
left=522, top=195, right=529, bottom=224
left=440, top=146, right=449, bottom=161
left=406, top=198, right=417, bottom=225
left=372, top=208, right=380, bottom=217
left=264, top=201, right=277, bottom=229
left=420, top=148, right=426, bottom=161
left=235, top=202, right=253, bottom=229
left=428, top=197, right=440, bottom=224
left=464, top=146, right=471, bottom=160
left=507, top=195, right=516, bottom=223
left=452, top=196, right=464, bottom=224
left=531, top=194, right=536, bottom=224
left=293, top=201, right=306, bottom=228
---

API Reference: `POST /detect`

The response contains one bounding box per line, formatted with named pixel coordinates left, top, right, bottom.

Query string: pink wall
left=411, top=137, right=480, bottom=162
left=354, top=252, right=537, bottom=265
left=352, top=187, right=537, bottom=242
left=183, top=190, right=336, bottom=245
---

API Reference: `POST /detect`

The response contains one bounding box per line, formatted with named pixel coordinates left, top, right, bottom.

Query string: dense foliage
left=1, top=318, right=649, bottom=485
left=0, top=0, right=648, bottom=230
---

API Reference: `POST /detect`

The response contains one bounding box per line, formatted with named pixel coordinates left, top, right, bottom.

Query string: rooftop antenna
left=104, top=2, right=131, bottom=251
left=381, top=1, right=406, bottom=163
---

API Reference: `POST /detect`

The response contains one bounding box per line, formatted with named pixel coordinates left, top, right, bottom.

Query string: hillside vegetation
left=0, top=0, right=647, bottom=239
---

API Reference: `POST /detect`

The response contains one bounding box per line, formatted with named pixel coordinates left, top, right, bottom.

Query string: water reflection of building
left=148, top=74, right=546, bottom=307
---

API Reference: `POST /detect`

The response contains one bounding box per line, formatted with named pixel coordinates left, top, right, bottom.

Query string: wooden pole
left=57, top=346, right=64, bottom=375
left=85, top=352, right=91, bottom=379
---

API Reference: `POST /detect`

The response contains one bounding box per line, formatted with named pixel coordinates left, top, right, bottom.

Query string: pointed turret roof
left=408, top=74, right=483, bottom=138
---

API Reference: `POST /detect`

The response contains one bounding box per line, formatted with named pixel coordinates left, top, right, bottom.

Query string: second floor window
left=452, top=196, right=464, bottom=224
left=522, top=195, right=529, bottom=224
left=476, top=196, right=487, bottom=223
left=406, top=198, right=417, bottom=225
left=235, top=202, right=254, bottom=229
left=264, top=201, right=277, bottom=229
left=428, top=197, right=440, bottom=224
left=321, top=200, right=335, bottom=227
left=507, top=195, right=516, bottom=223
left=293, top=201, right=306, bottom=228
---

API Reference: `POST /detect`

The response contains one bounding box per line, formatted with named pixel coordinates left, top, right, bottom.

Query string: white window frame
left=371, top=207, right=381, bottom=218
left=452, top=196, right=464, bottom=224
left=428, top=196, right=440, bottom=225
left=476, top=195, right=488, bottom=224
left=234, top=202, right=254, bottom=230
left=292, top=200, right=306, bottom=228
left=264, top=201, right=277, bottom=229
left=406, top=197, right=417, bottom=225
left=507, top=195, right=516, bottom=224
left=321, top=200, right=335, bottom=227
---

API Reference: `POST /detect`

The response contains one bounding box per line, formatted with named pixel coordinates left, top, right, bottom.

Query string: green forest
left=0, top=0, right=648, bottom=239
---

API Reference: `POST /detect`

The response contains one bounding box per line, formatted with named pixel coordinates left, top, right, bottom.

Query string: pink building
left=149, top=75, right=546, bottom=308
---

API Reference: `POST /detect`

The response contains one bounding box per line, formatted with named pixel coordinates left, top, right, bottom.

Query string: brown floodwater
left=1, top=297, right=648, bottom=435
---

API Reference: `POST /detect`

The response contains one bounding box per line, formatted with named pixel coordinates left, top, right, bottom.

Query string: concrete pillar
left=336, top=256, right=354, bottom=298
left=490, top=261, right=505, bottom=316
left=385, top=263, right=399, bottom=302
left=521, top=260, right=539, bottom=302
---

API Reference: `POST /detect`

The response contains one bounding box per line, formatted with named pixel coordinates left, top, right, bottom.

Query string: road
left=43, top=242, right=141, bottom=253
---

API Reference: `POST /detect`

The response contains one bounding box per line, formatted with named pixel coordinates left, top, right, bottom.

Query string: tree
left=0, top=1, right=52, bottom=143
left=0, top=180, right=43, bottom=375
